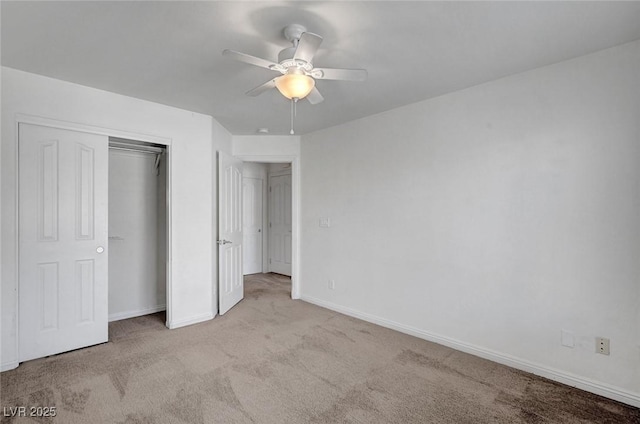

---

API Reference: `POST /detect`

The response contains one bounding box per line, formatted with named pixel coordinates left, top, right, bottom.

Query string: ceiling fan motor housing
left=279, top=24, right=314, bottom=71
left=283, top=23, right=307, bottom=44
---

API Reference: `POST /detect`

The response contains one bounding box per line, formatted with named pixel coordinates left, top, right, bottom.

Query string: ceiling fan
left=222, top=24, right=368, bottom=105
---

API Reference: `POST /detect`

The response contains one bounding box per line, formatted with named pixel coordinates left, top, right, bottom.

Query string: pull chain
left=290, top=97, right=299, bottom=135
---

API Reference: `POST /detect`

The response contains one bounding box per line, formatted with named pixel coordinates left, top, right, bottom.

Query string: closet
left=108, top=138, right=167, bottom=321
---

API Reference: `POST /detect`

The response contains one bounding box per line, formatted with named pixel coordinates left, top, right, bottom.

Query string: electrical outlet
left=595, top=337, right=610, bottom=355
left=328, top=279, right=335, bottom=290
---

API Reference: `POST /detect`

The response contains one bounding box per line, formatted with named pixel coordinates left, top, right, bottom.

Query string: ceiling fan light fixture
left=275, top=70, right=315, bottom=100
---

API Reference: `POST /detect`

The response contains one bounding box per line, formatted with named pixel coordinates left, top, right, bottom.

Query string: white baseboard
left=109, top=305, right=166, bottom=322
left=167, top=312, right=214, bottom=329
left=1, top=361, right=19, bottom=372
left=300, top=295, right=640, bottom=408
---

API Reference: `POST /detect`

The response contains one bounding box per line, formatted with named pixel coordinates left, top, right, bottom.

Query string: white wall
left=108, top=149, right=166, bottom=321
left=233, top=135, right=300, bottom=157
left=243, top=162, right=268, bottom=180
left=213, top=119, right=233, bottom=155
left=300, top=40, right=640, bottom=405
left=1, top=68, right=219, bottom=369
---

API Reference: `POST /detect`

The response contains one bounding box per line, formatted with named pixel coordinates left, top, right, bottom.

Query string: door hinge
left=269, top=186, right=272, bottom=192
left=269, top=259, right=272, bottom=264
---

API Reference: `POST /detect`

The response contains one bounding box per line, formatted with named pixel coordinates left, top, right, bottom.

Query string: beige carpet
left=1, top=273, right=638, bottom=423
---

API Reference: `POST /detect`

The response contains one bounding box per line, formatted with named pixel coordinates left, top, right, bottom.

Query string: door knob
left=217, top=239, right=232, bottom=245
left=96, top=246, right=105, bottom=253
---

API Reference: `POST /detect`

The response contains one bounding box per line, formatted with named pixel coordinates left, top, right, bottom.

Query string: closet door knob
left=96, top=246, right=105, bottom=253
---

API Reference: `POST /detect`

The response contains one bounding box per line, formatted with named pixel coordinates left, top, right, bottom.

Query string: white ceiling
left=3, top=1, right=640, bottom=135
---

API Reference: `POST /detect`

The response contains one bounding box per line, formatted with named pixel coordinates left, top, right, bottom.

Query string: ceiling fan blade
left=222, top=49, right=278, bottom=70
left=306, top=87, right=324, bottom=105
left=313, top=67, right=368, bottom=81
left=293, top=32, right=323, bottom=63
left=246, top=78, right=277, bottom=97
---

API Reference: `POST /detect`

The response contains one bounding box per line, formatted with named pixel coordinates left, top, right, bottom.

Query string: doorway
left=108, top=138, right=167, bottom=322
left=230, top=155, right=300, bottom=300
left=242, top=163, right=266, bottom=275
left=241, top=162, right=292, bottom=278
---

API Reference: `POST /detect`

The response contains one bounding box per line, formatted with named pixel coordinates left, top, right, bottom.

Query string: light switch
left=561, top=330, right=575, bottom=348
left=319, top=217, right=331, bottom=228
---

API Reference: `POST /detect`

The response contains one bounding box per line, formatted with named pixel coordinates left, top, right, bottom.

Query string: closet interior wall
left=108, top=139, right=167, bottom=321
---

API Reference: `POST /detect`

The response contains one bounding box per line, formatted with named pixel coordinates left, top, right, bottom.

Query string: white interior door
left=218, top=152, right=243, bottom=315
left=19, top=124, right=109, bottom=362
left=243, top=177, right=263, bottom=275
left=269, top=174, right=292, bottom=276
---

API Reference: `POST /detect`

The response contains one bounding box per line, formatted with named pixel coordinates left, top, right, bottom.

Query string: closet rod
left=109, top=144, right=164, bottom=155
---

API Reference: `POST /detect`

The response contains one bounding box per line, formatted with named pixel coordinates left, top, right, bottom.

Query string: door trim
left=232, top=155, right=300, bottom=300
left=15, top=114, right=171, bottom=145
left=13, top=114, right=174, bottom=364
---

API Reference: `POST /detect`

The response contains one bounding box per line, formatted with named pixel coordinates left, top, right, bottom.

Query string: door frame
left=232, top=155, right=300, bottom=299
left=107, top=141, right=168, bottom=322
left=13, top=114, right=173, bottom=363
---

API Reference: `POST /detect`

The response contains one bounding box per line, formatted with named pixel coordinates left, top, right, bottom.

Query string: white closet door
left=269, top=174, right=292, bottom=276
left=243, top=177, right=263, bottom=275
left=19, top=124, right=109, bottom=362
